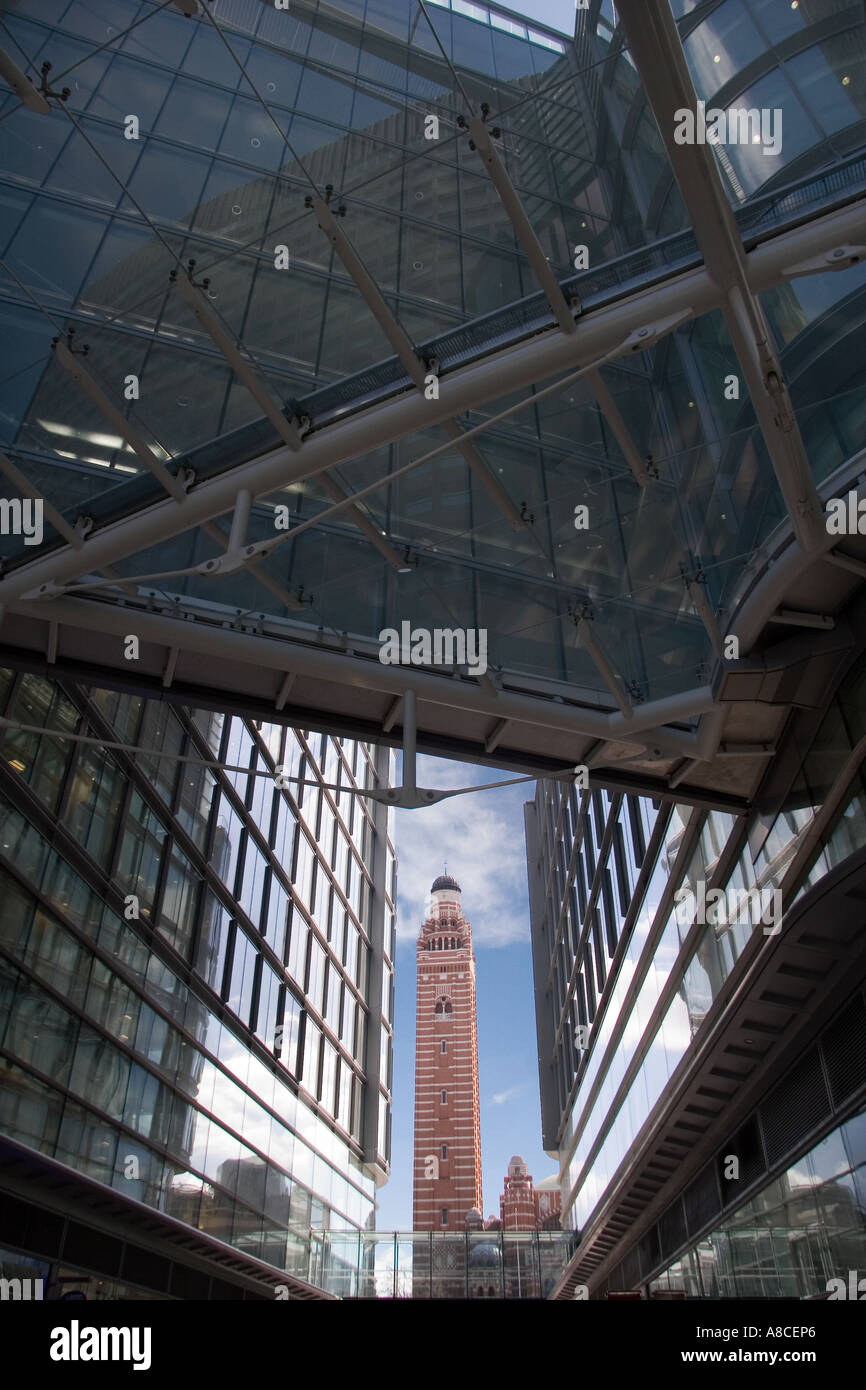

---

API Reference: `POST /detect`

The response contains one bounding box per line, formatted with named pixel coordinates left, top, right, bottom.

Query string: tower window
left=434, top=996, right=452, bottom=1016
left=441, top=1040, right=447, bottom=1054
left=441, top=1090, right=447, bottom=1103
left=441, top=1144, right=447, bottom=1159
left=441, top=1209, right=448, bottom=1226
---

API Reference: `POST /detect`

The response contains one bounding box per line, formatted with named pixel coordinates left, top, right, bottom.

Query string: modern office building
left=0, top=0, right=865, bottom=1303
left=525, top=649, right=866, bottom=1296
left=412, top=872, right=482, bottom=1232
left=0, top=664, right=396, bottom=1298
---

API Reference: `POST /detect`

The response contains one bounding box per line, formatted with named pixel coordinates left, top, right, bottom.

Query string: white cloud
left=392, top=754, right=534, bottom=949
left=488, top=1084, right=527, bottom=1106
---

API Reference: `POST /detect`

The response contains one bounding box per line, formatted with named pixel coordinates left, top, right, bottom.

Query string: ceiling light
left=842, top=75, right=851, bottom=86
left=713, top=54, right=721, bottom=63
left=37, top=420, right=124, bottom=449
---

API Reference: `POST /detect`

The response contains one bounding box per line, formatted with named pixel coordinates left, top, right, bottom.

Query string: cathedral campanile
left=412, top=873, right=483, bottom=1231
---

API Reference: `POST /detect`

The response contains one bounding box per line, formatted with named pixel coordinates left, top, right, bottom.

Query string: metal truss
left=0, top=201, right=856, bottom=618
left=616, top=0, right=829, bottom=553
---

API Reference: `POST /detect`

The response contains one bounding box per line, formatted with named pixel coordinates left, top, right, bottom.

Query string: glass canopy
left=0, top=0, right=865, bottom=796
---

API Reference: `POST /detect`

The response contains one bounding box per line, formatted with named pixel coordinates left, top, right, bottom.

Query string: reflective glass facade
left=646, top=1108, right=866, bottom=1299
left=310, top=1225, right=572, bottom=1300
left=0, top=665, right=395, bottom=1288
left=526, top=651, right=866, bottom=1293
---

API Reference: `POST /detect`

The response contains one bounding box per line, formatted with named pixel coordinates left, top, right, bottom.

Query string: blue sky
left=375, top=754, right=559, bottom=1229
left=512, top=0, right=577, bottom=36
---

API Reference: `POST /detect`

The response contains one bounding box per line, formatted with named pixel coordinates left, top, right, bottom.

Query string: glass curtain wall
left=0, top=664, right=396, bottom=1284
left=527, top=650, right=866, bottom=1234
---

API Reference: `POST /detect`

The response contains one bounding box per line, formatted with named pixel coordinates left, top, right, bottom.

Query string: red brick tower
left=499, top=1156, right=563, bottom=1230
left=500, top=1156, right=538, bottom=1230
left=412, top=873, right=483, bottom=1231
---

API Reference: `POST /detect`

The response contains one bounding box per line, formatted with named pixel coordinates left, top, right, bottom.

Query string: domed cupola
left=431, top=873, right=461, bottom=893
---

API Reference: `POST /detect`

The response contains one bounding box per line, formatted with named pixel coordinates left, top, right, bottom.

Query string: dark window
left=576, top=860, right=587, bottom=920
left=441, top=1040, right=447, bottom=1054
left=592, top=790, right=605, bottom=848
left=628, top=798, right=646, bottom=864
left=584, top=827, right=596, bottom=882
left=602, top=869, right=618, bottom=956
left=441, top=1090, right=447, bottom=1103
left=575, top=973, right=588, bottom=1030
left=614, top=823, right=630, bottom=914
left=583, top=943, right=596, bottom=1020
left=568, top=886, right=580, bottom=954
left=227, top=926, right=258, bottom=1024
left=592, top=912, right=606, bottom=992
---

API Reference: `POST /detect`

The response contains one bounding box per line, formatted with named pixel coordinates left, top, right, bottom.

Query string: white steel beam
left=173, top=267, right=406, bottom=570
left=768, top=609, right=835, bottom=629
left=574, top=613, right=632, bottom=718
left=584, top=368, right=655, bottom=487
left=466, top=117, right=577, bottom=335
left=310, top=192, right=529, bottom=533
left=0, top=449, right=88, bottom=550
left=8, top=592, right=719, bottom=758
left=54, top=339, right=185, bottom=501
left=51, top=344, right=304, bottom=610
left=681, top=567, right=724, bottom=657
left=827, top=548, right=866, bottom=580
left=464, top=116, right=653, bottom=489
left=0, top=45, right=50, bottom=113
left=484, top=717, right=511, bottom=754
left=274, top=671, right=296, bottom=710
